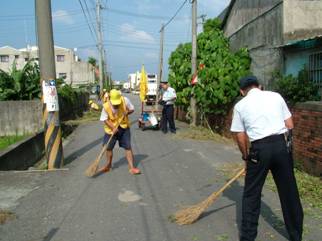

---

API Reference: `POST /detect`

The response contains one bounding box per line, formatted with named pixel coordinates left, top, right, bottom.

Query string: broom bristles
left=174, top=205, right=205, bottom=225
left=174, top=168, right=245, bottom=225
left=85, top=161, right=99, bottom=177
left=174, top=194, right=219, bottom=225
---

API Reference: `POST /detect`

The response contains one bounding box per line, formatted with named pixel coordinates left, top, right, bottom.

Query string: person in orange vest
left=99, top=89, right=141, bottom=175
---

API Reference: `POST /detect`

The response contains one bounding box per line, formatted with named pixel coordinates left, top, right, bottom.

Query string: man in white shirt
left=230, top=76, right=303, bottom=241
left=160, top=80, right=177, bottom=134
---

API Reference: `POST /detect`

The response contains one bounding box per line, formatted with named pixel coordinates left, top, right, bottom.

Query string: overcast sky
left=0, top=0, right=230, bottom=81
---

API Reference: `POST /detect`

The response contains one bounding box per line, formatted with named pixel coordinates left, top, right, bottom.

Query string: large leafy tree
left=168, top=18, right=251, bottom=115
left=0, top=61, right=41, bottom=101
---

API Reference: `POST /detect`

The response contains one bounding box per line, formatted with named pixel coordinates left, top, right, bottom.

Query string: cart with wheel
left=138, top=102, right=162, bottom=131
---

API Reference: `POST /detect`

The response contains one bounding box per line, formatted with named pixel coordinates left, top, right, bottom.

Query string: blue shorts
left=103, top=127, right=131, bottom=150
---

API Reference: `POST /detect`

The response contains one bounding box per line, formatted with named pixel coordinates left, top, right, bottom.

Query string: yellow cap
left=109, top=89, right=122, bottom=105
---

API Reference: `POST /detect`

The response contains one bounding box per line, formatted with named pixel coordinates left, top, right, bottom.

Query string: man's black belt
left=251, top=134, right=285, bottom=144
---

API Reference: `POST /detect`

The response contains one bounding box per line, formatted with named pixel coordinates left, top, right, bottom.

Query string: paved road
left=0, top=94, right=321, bottom=241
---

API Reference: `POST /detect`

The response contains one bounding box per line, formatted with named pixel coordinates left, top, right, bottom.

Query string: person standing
left=99, top=89, right=141, bottom=175
left=230, top=76, right=303, bottom=241
left=160, top=80, right=177, bottom=134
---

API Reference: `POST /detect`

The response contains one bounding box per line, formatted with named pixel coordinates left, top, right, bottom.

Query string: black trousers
left=161, top=104, right=176, bottom=133
left=241, top=135, right=303, bottom=241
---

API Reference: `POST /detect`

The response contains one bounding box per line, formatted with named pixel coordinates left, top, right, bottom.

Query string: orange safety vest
left=103, top=97, right=130, bottom=134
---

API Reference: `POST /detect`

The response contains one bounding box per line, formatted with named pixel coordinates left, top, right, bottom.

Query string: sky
left=0, top=0, right=230, bottom=81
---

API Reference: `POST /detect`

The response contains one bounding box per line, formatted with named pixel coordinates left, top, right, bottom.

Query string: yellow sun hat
left=109, top=89, right=122, bottom=105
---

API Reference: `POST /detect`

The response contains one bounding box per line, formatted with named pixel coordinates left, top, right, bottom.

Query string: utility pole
left=35, top=0, right=63, bottom=169
left=156, top=24, right=164, bottom=109
left=96, top=0, right=104, bottom=93
left=191, top=0, right=197, bottom=126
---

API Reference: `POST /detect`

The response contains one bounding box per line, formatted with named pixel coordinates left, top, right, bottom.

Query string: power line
left=78, top=0, right=97, bottom=44
left=163, top=0, right=189, bottom=30
left=82, top=0, right=97, bottom=36
left=104, top=7, right=189, bottom=21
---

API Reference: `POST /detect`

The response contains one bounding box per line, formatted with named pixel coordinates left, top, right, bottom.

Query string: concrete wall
left=223, top=0, right=284, bottom=87
left=72, top=61, right=95, bottom=86
left=224, top=0, right=282, bottom=38
left=0, top=131, right=44, bottom=170
left=0, top=92, right=89, bottom=136
left=0, top=100, right=42, bottom=136
left=283, top=0, right=322, bottom=43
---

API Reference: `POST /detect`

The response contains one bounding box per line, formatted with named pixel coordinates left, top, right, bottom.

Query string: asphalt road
left=0, top=93, right=321, bottom=241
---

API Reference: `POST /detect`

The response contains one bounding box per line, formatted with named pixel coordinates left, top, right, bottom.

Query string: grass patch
left=174, top=126, right=233, bottom=144
left=266, top=168, right=322, bottom=212
left=63, top=110, right=101, bottom=125
left=215, top=234, right=229, bottom=241
left=0, top=135, right=29, bottom=151
left=0, top=210, right=15, bottom=224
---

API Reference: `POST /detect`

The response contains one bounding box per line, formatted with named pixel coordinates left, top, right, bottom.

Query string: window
left=56, top=55, right=65, bottom=62
left=14, top=55, right=19, bottom=59
left=309, top=52, right=322, bottom=88
left=58, top=73, right=67, bottom=79
left=0, top=55, right=9, bottom=62
left=25, top=57, right=29, bottom=62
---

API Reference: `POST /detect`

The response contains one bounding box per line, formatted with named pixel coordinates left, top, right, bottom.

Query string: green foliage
left=273, top=68, right=321, bottom=106
left=58, top=84, right=78, bottom=106
left=168, top=18, right=251, bottom=115
left=0, top=61, right=41, bottom=101
left=0, top=135, right=29, bottom=151
left=88, top=56, right=97, bottom=67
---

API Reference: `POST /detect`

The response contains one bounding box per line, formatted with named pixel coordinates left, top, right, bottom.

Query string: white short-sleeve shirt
left=100, top=96, right=134, bottom=121
left=230, top=88, right=291, bottom=142
left=162, top=86, right=176, bottom=105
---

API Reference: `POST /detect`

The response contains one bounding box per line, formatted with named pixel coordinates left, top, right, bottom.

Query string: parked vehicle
left=146, top=74, right=157, bottom=105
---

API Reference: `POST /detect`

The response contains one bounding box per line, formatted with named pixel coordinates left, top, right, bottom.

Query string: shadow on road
left=113, top=154, right=148, bottom=169
left=42, top=227, right=59, bottom=241
left=200, top=203, right=236, bottom=220
left=223, top=181, right=289, bottom=239
left=64, top=137, right=103, bottom=165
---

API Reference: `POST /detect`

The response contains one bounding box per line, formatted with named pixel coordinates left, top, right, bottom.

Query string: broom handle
left=96, top=113, right=126, bottom=163
left=208, top=167, right=245, bottom=203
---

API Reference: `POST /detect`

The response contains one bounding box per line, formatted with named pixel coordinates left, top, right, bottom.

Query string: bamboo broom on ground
left=174, top=167, right=245, bottom=225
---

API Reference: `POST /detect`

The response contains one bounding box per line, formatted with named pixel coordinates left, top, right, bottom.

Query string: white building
left=0, top=45, right=95, bottom=87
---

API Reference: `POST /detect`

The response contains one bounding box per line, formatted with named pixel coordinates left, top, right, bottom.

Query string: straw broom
left=85, top=114, right=125, bottom=177
left=174, top=167, right=245, bottom=225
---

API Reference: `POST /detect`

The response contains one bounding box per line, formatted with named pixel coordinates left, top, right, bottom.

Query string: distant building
left=218, top=0, right=322, bottom=90
left=0, top=45, right=95, bottom=87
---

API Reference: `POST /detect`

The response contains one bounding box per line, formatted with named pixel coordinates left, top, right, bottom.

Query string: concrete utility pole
left=156, top=24, right=165, bottom=109
left=191, top=0, right=198, bottom=126
left=96, top=0, right=104, bottom=92
left=35, top=0, right=63, bottom=169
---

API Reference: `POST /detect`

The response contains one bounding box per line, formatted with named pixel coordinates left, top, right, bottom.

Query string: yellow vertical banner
left=140, top=65, right=148, bottom=102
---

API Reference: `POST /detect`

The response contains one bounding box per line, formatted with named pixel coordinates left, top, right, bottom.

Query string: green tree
left=0, top=61, right=41, bottom=101
left=88, top=57, right=97, bottom=67
left=168, top=18, right=251, bottom=115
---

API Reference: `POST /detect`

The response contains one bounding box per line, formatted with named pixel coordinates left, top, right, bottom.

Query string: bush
left=273, top=68, right=321, bottom=106
left=0, top=61, right=41, bottom=100
left=168, top=18, right=251, bottom=116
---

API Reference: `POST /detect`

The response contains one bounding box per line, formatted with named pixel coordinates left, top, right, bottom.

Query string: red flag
left=191, top=73, right=198, bottom=85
